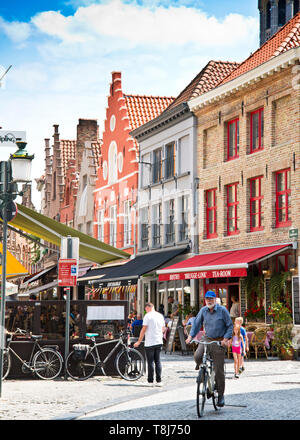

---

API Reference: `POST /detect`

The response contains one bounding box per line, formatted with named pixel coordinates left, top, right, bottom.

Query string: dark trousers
left=145, top=344, right=162, bottom=383
left=194, top=338, right=226, bottom=397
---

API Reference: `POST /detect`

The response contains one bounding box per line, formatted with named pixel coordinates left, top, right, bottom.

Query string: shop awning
left=8, top=204, right=129, bottom=265
left=0, top=243, right=29, bottom=279
left=157, top=244, right=292, bottom=281
left=22, top=265, right=56, bottom=285
left=78, top=247, right=188, bottom=287
left=18, top=280, right=58, bottom=297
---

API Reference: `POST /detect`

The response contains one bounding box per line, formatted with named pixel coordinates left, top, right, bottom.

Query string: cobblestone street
left=0, top=353, right=299, bottom=421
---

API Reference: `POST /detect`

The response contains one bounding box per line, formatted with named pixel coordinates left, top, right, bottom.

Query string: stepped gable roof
left=220, top=11, right=300, bottom=85
left=124, top=94, right=175, bottom=131
left=166, top=60, right=240, bottom=111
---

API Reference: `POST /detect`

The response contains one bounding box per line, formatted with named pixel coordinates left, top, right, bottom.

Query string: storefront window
left=5, top=305, right=35, bottom=333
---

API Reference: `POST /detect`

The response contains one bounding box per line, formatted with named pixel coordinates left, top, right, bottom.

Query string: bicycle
left=191, top=339, right=222, bottom=418
left=3, top=329, right=63, bottom=380
left=66, top=331, right=145, bottom=381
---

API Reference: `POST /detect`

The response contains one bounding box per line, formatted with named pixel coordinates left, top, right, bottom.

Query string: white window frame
left=97, top=209, right=105, bottom=242
left=123, top=200, right=131, bottom=247
left=109, top=205, right=117, bottom=247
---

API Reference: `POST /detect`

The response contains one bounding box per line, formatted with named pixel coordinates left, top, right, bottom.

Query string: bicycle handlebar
left=191, top=340, right=222, bottom=346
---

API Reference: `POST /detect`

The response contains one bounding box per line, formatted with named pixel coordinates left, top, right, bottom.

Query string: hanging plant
left=269, top=271, right=291, bottom=303
left=244, top=272, right=264, bottom=302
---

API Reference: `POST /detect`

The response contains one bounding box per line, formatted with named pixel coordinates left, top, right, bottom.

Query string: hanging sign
left=0, top=131, right=26, bottom=160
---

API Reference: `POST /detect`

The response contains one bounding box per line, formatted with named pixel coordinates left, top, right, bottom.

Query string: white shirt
left=142, top=310, right=165, bottom=347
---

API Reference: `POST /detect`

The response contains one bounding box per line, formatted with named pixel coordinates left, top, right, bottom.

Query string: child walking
left=235, top=317, right=248, bottom=373
left=231, top=324, right=245, bottom=378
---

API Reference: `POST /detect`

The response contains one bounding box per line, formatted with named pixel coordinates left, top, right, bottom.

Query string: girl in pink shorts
left=232, top=325, right=245, bottom=378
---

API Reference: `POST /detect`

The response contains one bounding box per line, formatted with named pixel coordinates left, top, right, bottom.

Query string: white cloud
left=0, top=16, right=31, bottom=43
left=30, top=0, right=258, bottom=49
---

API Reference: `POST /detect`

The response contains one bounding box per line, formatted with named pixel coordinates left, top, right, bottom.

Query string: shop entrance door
left=205, top=279, right=240, bottom=313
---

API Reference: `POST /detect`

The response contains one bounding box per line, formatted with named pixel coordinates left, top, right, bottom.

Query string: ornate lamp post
left=0, top=139, right=34, bottom=397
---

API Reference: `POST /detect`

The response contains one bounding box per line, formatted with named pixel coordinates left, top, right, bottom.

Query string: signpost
left=59, top=236, right=79, bottom=379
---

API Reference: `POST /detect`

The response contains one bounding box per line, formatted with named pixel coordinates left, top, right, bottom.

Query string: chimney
left=76, top=119, right=99, bottom=172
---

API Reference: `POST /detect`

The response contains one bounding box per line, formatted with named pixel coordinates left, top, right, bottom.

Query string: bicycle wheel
left=3, top=350, right=11, bottom=380
left=66, top=349, right=96, bottom=381
left=33, top=349, right=63, bottom=380
left=196, top=368, right=207, bottom=418
left=116, top=348, right=144, bottom=381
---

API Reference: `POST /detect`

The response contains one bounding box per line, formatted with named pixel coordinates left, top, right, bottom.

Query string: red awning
left=157, top=244, right=291, bottom=281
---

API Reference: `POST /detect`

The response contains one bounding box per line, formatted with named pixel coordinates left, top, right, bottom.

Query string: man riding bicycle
left=186, top=290, right=233, bottom=408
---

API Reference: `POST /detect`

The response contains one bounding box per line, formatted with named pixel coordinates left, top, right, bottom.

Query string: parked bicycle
left=3, top=329, right=63, bottom=380
left=191, top=340, right=222, bottom=417
left=66, top=331, right=144, bottom=381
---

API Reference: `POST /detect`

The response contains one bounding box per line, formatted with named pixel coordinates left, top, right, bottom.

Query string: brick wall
left=194, top=64, right=299, bottom=268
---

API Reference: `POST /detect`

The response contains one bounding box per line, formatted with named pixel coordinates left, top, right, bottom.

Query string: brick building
left=93, top=71, right=174, bottom=256
left=158, top=12, right=300, bottom=329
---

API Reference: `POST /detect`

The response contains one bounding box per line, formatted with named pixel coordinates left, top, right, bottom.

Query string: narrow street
left=0, top=353, right=299, bottom=421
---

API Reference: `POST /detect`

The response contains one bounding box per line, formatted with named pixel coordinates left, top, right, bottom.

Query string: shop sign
left=289, top=228, right=298, bottom=240
left=58, top=258, right=77, bottom=286
left=158, top=268, right=247, bottom=281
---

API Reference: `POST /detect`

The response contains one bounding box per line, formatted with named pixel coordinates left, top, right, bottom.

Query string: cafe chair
left=246, top=325, right=257, bottom=332
left=250, top=328, right=268, bottom=359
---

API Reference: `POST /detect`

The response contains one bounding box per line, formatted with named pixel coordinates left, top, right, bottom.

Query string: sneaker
left=234, top=374, right=239, bottom=379
left=241, top=366, right=245, bottom=372
left=238, top=368, right=242, bottom=374
left=217, top=395, right=225, bottom=407
left=146, top=382, right=154, bottom=387
left=156, top=382, right=163, bottom=387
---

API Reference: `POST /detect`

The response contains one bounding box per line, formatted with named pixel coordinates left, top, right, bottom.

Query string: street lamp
left=0, top=139, right=34, bottom=398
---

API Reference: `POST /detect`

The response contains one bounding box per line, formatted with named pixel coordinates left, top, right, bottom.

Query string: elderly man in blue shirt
left=186, top=290, right=233, bottom=408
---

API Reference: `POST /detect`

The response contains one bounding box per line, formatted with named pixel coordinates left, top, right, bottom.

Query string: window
left=152, top=203, right=162, bottom=247
left=250, top=108, right=264, bottom=153
left=97, top=209, right=104, bottom=242
left=278, top=0, right=286, bottom=26
left=165, top=199, right=175, bottom=243
left=140, top=207, right=149, bottom=248
left=250, top=176, right=264, bottom=231
left=109, top=205, right=117, bottom=247
left=179, top=196, right=189, bottom=241
left=152, top=148, right=162, bottom=183
left=275, top=168, right=291, bottom=227
left=206, top=189, right=217, bottom=239
left=295, top=0, right=299, bottom=14
left=165, top=142, right=175, bottom=179
left=227, top=118, right=239, bottom=160
left=123, top=200, right=131, bottom=246
left=226, top=183, right=239, bottom=235
left=266, top=1, right=271, bottom=28
left=108, top=141, right=118, bottom=184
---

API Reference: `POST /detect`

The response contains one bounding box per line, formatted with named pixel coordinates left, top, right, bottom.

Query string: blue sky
left=0, top=0, right=259, bottom=208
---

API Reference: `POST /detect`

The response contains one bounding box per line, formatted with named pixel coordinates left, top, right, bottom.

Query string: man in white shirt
left=134, top=302, right=165, bottom=386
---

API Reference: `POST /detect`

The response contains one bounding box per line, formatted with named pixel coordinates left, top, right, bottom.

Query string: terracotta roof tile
left=220, top=11, right=300, bottom=85
left=91, top=140, right=102, bottom=167
left=60, top=139, right=76, bottom=179
left=166, top=60, right=240, bottom=110
left=124, top=95, right=175, bottom=131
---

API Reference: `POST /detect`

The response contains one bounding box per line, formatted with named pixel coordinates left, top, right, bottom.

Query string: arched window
left=294, top=0, right=299, bottom=14
left=266, top=1, right=271, bottom=28
left=108, top=141, right=118, bottom=184
left=278, top=0, right=286, bottom=26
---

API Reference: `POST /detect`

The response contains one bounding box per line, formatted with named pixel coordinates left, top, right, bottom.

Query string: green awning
left=8, top=204, right=130, bottom=265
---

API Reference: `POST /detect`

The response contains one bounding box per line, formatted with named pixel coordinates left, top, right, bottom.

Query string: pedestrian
left=131, top=313, right=143, bottom=335
left=235, top=316, right=248, bottom=373
left=231, top=324, right=245, bottom=378
left=168, top=296, right=179, bottom=317
left=134, top=303, right=165, bottom=387
left=158, top=304, right=165, bottom=316
left=185, top=290, right=233, bottom=408
left=230, top=295, right=240, bottom=323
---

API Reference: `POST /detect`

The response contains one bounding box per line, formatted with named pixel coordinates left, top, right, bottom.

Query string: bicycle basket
left=73, top=344, right=90, bottom=360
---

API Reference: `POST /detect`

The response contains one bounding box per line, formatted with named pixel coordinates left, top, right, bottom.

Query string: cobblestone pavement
left=0, top=353, right=299, bottom=420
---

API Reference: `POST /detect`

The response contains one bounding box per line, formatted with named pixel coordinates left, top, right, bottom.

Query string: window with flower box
left=206, top=189, right=217, bottom=239
left=226, top=183, right=239, bottom=235
left=250, top=108, right=264, bottom=153
left=275, top=168, right=291, bottom=228
left=227, top=118, right=239, bottom=160
left=250, top=176, right=264, bottom=232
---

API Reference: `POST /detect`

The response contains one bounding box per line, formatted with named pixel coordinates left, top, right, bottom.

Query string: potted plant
left=244, top=306, right=265, bottom=322
left=268, top=302, right=294, bottom=360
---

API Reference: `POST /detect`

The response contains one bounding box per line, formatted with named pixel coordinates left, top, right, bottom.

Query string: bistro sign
left=158, top=268, right=247, bottom=281
left=0, top=131, right=26, bottom=147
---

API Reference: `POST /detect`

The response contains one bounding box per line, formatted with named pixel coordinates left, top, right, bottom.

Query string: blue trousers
left=145, top=344, right=162, bottom=383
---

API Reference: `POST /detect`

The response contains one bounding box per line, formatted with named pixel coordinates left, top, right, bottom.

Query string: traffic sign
left=58, top=258, right=78, bottom=286
left=0, top=200, right=17, bottom=222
